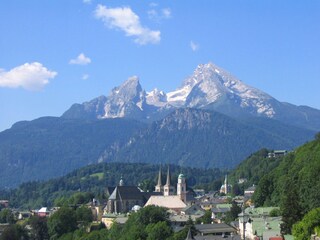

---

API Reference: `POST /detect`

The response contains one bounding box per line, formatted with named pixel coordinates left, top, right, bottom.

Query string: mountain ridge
left=99, top=108, right=315, bottom=169
left=1, top=62, right=319, bottom=188
left=62, top=62, right=320, bottom=131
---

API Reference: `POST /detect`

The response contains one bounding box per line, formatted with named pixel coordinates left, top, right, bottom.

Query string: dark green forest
left=0, top=162, right=224, bottom=209
left=230, top=134, right=320, bottom=235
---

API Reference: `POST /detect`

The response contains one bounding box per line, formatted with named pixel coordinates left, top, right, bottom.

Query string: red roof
left=269, top=237, right=284, bottom=240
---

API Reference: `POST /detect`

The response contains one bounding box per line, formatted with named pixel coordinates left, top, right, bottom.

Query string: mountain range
left=63, top=63, right=320, bottom=131
left=0, top=62, right=319, bottom=188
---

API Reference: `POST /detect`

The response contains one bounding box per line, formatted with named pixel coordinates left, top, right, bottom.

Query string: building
left=101, top=214, right=128, bottom=229
left=163, top=166, right=175, bottom=196
left=238, top=207, right=283, bottom=240
left=155, top=166, right=188, bottom=202
left=195, top=223, right=237, bottom=237
left=37, top=207, right=50, bottom=217
left=220, top=175, right=232, bottom=194
left=177, top=173, right=187, bottom=203
left=105, top=177, right=161, bottom=214
left=106, top=182, right=146, bottom=214
left=145, top=195, right=187, bottom=213
left=144, top=166, right=191, bottom=213
left=155, top=166, right=164, bottom=193
left=106, top=166, right=190, bottom=214
left=268, top=150, right=288, bottom=158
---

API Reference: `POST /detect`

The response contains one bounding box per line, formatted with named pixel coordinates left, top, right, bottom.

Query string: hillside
left=104, top=108, right=315, bottom=168
left=248, top=134, right=320, bottom=233
left=0, top=162, right=224, bottom=209
left=0, top=108, right=314, bottom=189
left=0, top=117, right=145, bottom=188
left=253, top=134, right=320, bottom=210
left=227, top=148, right=283, bottom=188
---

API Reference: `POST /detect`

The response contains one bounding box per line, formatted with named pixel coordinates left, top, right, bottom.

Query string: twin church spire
left=155, top=165, right=186, bottom=202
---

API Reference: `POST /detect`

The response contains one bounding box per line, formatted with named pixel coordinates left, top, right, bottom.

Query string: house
left=181, top=204, right=206, bottom=216
left=211, top=207, right=230, bottom=221
left=101, top=213, right=128, bottom=229
left=170, top=214, right=201, bottom=228
left=268, top=150, right=288, bottom=158
left=195, top=223, right=237, bottom=237
left=245, top=185, right=256, bottom=195
left=193, top=189, right=205, bottom=198
left=37, top=207, right=50, bottom=217
left=239, top=207, right=283, bottom=240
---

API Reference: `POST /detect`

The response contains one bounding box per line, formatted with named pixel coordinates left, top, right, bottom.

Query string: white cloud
left=95, top=4, right=160, bottom=45
left=83, top=0, right=92, bottom=4
left=149, top=2, right=158, bottom=8
left=148, top=8, right=171, bottom=21
left=82, top=74, right=89, bottom=80
left=0, top=62, right=57, bottom=91
left=69, top=53, right=91, bottom=65
left=190, top=41, right=199, bottom=51
left=162, top=8, right=171, bottom=19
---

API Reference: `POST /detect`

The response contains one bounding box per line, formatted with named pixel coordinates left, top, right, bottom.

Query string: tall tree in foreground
left=47, top=207, right=77, bottom=239
left=29, top=215, right=49, bottom=240
left=280, top=179, right=303, bottom=234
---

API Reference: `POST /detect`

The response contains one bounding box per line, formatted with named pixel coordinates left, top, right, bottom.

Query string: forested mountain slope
left=251, top=134, right=320, bottom=233
left=0, top=117, right=145, bottom=188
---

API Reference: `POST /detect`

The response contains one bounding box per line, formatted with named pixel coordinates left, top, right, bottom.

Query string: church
left=105, top=166, right=190, bottom=214
left=144, top=166, right=188, bottom=213
left=220, top=175, right=232, bottom=194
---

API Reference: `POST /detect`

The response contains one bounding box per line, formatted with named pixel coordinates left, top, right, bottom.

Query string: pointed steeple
left=163, top=165, right=173, bottom=196
left=155, top=165, right=163, bottom=192
left=165, top=166, right=171, bottom=186
left=157, top=166, right=162, bottom=186
left=224, top=174, right=228, bottom=194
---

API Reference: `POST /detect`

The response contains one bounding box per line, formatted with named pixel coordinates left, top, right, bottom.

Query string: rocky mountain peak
left=110, top=76, right=143, bottom=101
left=61, top=62, right=320, bottom=131
left=146, top=88, right=167, bottom=107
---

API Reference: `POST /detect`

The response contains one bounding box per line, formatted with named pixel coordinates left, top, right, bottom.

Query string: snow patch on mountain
left=146, top=88, right=167, bottom=107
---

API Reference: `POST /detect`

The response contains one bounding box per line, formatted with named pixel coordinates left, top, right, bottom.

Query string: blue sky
left=0, top=0, right=319, bottom=131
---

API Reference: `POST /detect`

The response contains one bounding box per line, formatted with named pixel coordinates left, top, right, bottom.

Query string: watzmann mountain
left=0, top=62, right=319, bottom=188
left=63, top=63, right=320, bottom=131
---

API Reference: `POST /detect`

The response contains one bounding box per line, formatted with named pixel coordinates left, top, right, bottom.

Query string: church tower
left=119, top=176, right=125, bottom=186
left=177, top=173, right=187, bottom=203
left=224, top=175, right=228, bottom=194
left=163, top=166, right=174, bottom=196
left=155, top=166, right=163, bottom=192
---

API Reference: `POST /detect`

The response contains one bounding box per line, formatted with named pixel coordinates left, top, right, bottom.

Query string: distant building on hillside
left=37, top=207, right=50, bottom=217
left=268, top=150, right=288, bottom=158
